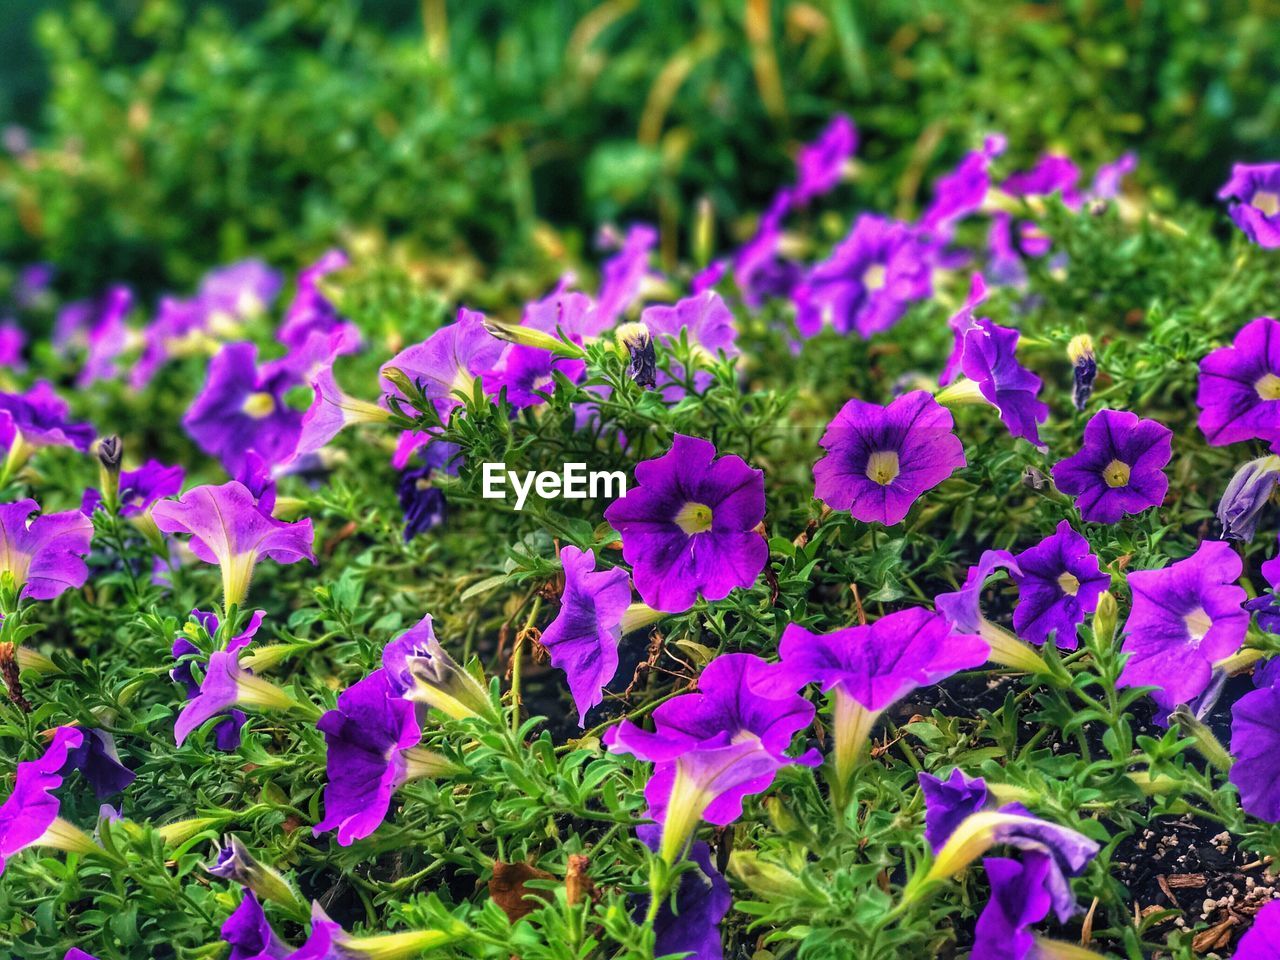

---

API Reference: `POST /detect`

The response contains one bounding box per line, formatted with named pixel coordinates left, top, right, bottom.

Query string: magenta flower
left=604, top=435, right=767, bottom=613
left=381, top=615, right=495, bottom=722
left=294, top=364, right=392, bottom=458
left=200, top=259, right=283, bottom=322
left=74, top=285, right=133, bottom=388
left=644, top=838, right=730, bottom=960
left=921, top=135, right=1006, bottom=234
left=972, top=855, right=1055, bottom=960
left=151, top=482, right=315, bottom=608
left=1001, top=154, right=1082, bottom=208
left=82, top=459, right=185, bottom=518
left=959, top=319, right=1049, bottom=446
left=539, top=546, right=631, bottom=725
left=1051, top=409, right=1172, bottom=523
left=987, top=212, right=1028, bottom=289
left=184, top=342, right=304, bottom=474
left=1089, top=152, right=1137, bottom=201
left=1197, top=317, right=1280, bottom=447
left=794, top=114, right=856, bottom=203
left=1117, top=540, right=1247, bottom=716
left=0, top=380, right=95, bottom=459
left=380, top=308, right=504, bottom=422
left=794, top=214, right=934, bottom=339
left=596, top=224, right=658, bottom=327
left=1010, top=521, right=1108, bottom=648
left=221, top=891, right=290, bottom=960
left=936, top=550, right=1019, bottom=635
left=1218, top=163, right=1280, bottom=248
left=0, top=499, right=94, bottom=601
left=775, top=609, right=987, bottom=799
left=0, top=321, right=25, bottom=370
left=640, top=290, right=739, bottom=397
left=1234, top=899, right=1280, bottom=957
left=940, top=273, right=988, bottom=386
left=1230, top=682, right=1280, bottom=822
left=607, top=653, right=816, bottom=861
left=733, top=188, right=801, bottom=308
left=0, top=727, right=94, bottom=876
left=813, top=390, right=966, bottom=526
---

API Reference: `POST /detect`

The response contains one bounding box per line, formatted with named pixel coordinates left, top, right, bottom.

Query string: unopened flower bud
left=1092, top=591, right=1117, bottom=647
left=207, top=834, right=307, bottom=917
left=96, top=435, right=123, bottom=471
left=1217, top=455, right=1280, bottom=541
left=1021, top=465, right=1050, bottom=492
left=616, top=322, right=656, bottom=389
left=1169, top=705, right=1234, bottom=772
left=96, top=435, right=123, bottom=511
left=1067, top=334, right=1096, bottom=411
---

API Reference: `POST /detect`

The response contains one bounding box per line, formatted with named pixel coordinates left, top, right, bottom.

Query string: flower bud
left=729, top=850, right=810, bottom=900
left=1092, top=591, right=1117, bottom=648
left=207, top=834, right=307, bottom=917
left=1217, top=455, right=1280, bottom=541
left=1067, top=334, right=1096, bottom=410
left=616, top=322, right=656, bottom=389
left=96, top=435, right=123, bottom=512
left=481, top=316, right=586, bottom=359
left=1169, top=704, right=1234, bottom=772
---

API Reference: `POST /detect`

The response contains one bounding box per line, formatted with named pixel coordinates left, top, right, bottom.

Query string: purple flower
left=0, top=321, right=25, bottom=369
left=794, top=214, right=934, bottom=339
left=0, top=727, right=93, bottom=875
left=1001, top=154, right=1082, bottom=208
left=607, top=653, right=817, bottom=861
left=919, top=769, right=989, bottom=854
left=381, top=614, right=495, bottom=722
left=540, top=546, right=631, bottom=725
left=1011, top=521, right=1108, bottom=648
left=0, top=381, right=95, bottom=458
left=972, top=855, right=1055, bottom=960
left=172, top=610, right=264, bottom=752
left=14, top=263, right=53, bottom=309
left=62, top=728, right=134, bottom=800
left=733, top=189, right=801, bottom=308
left=794, top=115, right=856, bottom=203
left=278, top=250, right=353, bottom=350
left=480, top=291, right=589, bottom=408
left=940, top=273, right=988, bottom=386
left=986, top=213, right=1028, bottom=289
left=222, top=891, right=291, bottom=960
left=184, top=342, right=304, bottom=474
left=1089, top=153, right=1137, bottom=201
left=132, top=295, right=208, bottom=389
left=1218, top=455, right=1280, bottom=540
left=958, top=319, right=1049, bottom=446
left=201, top=260, right=283, bottom=322
left=74, top=285, right=133, bottom=388
left=596, top=224, right=658, bottom=327
left=1118, top=540, right=1247, bottom=716
left=82, top=459, right=185, bottom=518
left=1230, top=683, right=1280, bottom=822
left=775, top=609, right=987, bottom=799
left=65, top=951, right=102, bottom=960
left=0, top=499, right=94, bottom=601
left=1218, top=163, right=1280, bottom=248
left=1235, top=899, right=1280, bottom=958
left=935, top=551, right=1052, bottom=675
left=641, top=290, right=739, bottom=361
left=813, top=390, right=966, bottom=526
left=397, top=466, right=447, bottom=541
left=380, top=308, right=504, bottom=423
left=1051, top=409, right=1172, bottom=523
left=1247, top=539, right=1280, bottom=635
left=152, top=482, right=315, bottom=608
left=294, top=364, right=392, bottom=458
left=604, top=435, right=767, bottom=613
left=642, top=838, right=730, bottom=960
left=922, top=135, right=1006, bottom=234
left=1197, top=317, right=1280, bottom=447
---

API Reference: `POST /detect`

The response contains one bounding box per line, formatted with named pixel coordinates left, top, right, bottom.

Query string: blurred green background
left=1, top=0, right=1277, bottom=298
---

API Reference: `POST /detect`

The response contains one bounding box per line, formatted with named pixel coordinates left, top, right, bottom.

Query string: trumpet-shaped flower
left=0, top=381, right=95, bottom=461
left=173, top=640, right=299, bottom=748
left=794, top=214, right=934, bottom=339
left=958, top=319, right=1049, bottom=446
left=1, top=727, right=97, bottom=875
left=1051, top=409, right=1172, bottom=523
left=604, top=434, right=767, bottom=613
left=1197, top=317, right=1280, bottom=446
left=380, top=308, right=504, bottom=423
left=1217, top=455, right=1280, bottom=541
left=295, top=365, right=391, bottom=457
left=1001, top=154, right=1082, bottom=207
left=480, top=288, right=592, bottom=408
left=82, top=459, right=185, bottom=518
left=381, top=614, right=494, bottom=721
left=172, top=610, right=265, bottom=752
left=201, top=260, right=283, bottom=324
left=152, top=482, right=315, bottom=608
left=221, top=891, right=290, bottom=960
left=794, top=114, right=856, bottom=203
left=972, top=854, right=1056, bottom=960
left=1218, top=163, right=1280, bottom=248
left=940, top=274, right=988, bottom=386
left=936, top=551, right=1051, bottom=674
left=1011, top=521, right=1108, bottom=648
left=1118, top=540, right=1247, bottom=716
left=0, top=499, right=94, bottom=601
left=814, top=390, right=966, bottom=526
left=539, top=546, right=631, bottom=725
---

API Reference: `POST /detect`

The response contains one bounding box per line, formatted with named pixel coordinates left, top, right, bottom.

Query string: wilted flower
left=208, top=835, right=305, bottom=916
left=0, top=499, right=94, bottom=602
left=1010, top=521, right=1108, bottom=648
left=1067, top=334, right=1097, bottom=411
left=1217, top=454, right=1280, bottom=540
left=774, top=609, right=987, bottom=802
left=813, top=391, right=965, bottom=526
left=1218, top=162, right=1280, bottom=248
left=380, top=308, right=505, bottom=423
left=0, top=727, right=98, bottom=875
left=604, top=434, right=767, bottom=613
left=1197, top=316, right=1280, bottom=446
left=1051, top=409, right=1172, bottom=523
left=616, top=321, right=656, bottom=389
left=794, top=214, right=934, bottom=339
left=539, top=546, right=632, bottom=725
left=794, top=114, right=856, bottom=204
left=381, top=614, right=495, bottom=721
left=1117, top=540, right=1247, bottom=717
left=152, top=482, right=315, bottom=609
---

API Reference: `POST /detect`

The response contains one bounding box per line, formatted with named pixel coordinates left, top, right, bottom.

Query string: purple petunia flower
left=222, top=891, right=291, bottom=960
left=640, top=836, right=731, bottom=960
left=986, top=212, right=1029, bottom=289
left=794, top=115, right=857, bottom=204
left=596, top=224, right=658, bottom=327
left=480, top=291, right=590, bottom=409
left=1217, top=455, right=1280, bottom=541
left=0, top=499, right=94, bottom=601
left=1001, top=154, right=1082, bottom=208
left=72, top=285, right=134, bottom=388
left=381, top=615, right=495, bottom=723
left=775, top=609, right=987, bottom=799
left=381, top=308, right=505, bottom=424
left=62, top=728, right=134, bottom=800
left=82, top=459, right=185, bottom=518
left=540, top=546, right=631, bottom=725
left=607, top=653, right=817, bottom=861
left=1235, top=899, right=1280, bottom=958
left=397, top=466, right=447, bottom=541
left=733, top=188, right=801, bottom=308
left=921, top=135, right=1006, bottom=235
left=1197, top=317, right=1280, bottom=447
left=201, top=260, right=283, bottom=323
left=172, top=610, right=264, bottom=752
left=1051, top=409, right=1172, bottom=523
left=794, top=214, right=934, bottom=339
left=813, top=390, right=966, bottom=526
left=1117, top=540, right=1247, bottom=717
left=65, top=951, right=101, bottom=960
left=940, top=273, right=988, bottom=386
left=958, top=318, right=1049, bottom=446
left=1230, top=682, right=1280, bottom=822
left=0, top=321, right=25, bottom=370
left=0, top=727, right=94, bottom=875
left=1089, top=152, right=1137, bottom=201
left=152, top=482, right=315, bottom=608
left=919, top=769, right=990, bottom=854
left=1010, top=521, right=1108, bottom=648
left=184, top=342, right=305, bottom=474
left=0, top=381, right=95, bottom=460
left=935, top=550, right=1053, bottom=675
left=278, top=250, right=353, bottom=350
left=294, top=364, right=392, bottom=458
left=640, top=289, right=739, bottom=396
left=1218, top=163, right=1280, bottom=248
left=972, top=854, right=1055, bottom=960
left=604, top=434, right=767, bottom=613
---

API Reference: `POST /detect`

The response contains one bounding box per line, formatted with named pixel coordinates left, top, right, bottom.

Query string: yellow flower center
left=1102, top=459, right=1130, bottom=488
left=865, top=450, right=900, bottom=486
left=1253, top=190, right=1280, bottom=217
left=673, top=502, right=714, bottom=534
left=1256, top=373, right=1280, bottom=400
left=1184, top=608, right=1212, bottom=644
left=862, top=264, right=887, bottom=292
left=241, top=391, right=276, bottom=418
left=1056, top=572, right=1081, bottom=596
